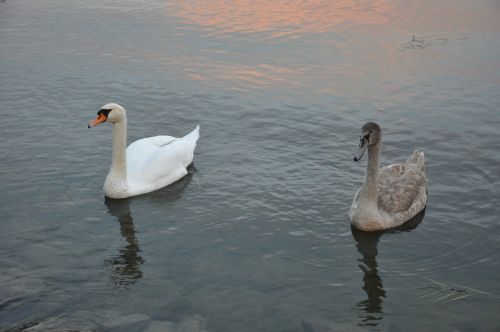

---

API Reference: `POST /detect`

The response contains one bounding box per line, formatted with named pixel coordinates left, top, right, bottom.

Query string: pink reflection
left=182, top=61, right=304, bottom=91
left=172, top=0, right=395, bottom=37
left=167, top=0, right=396, bottom=91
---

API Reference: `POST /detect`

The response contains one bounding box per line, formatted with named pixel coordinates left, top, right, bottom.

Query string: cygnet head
left=88, top=103, right=126, bottom=128
left=353, top=122, right=381, bottom=161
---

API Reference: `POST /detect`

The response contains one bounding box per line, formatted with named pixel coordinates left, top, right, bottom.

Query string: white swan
left=348, top=122, right=427, bottom=231
left=88, top=103, right=199, bottom=199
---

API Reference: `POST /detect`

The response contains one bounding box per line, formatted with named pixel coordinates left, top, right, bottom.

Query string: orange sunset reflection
left=162, top=0, right=500, bottom=97
left=164, top=0, right=398, bottom=92
left=171, top=0, right=395, bottom=38
left=182, top=61, right=305, bottom=92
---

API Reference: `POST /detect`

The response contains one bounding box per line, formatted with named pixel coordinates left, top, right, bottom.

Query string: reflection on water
left=184, top=62, right=304, bottom=92
left=104, top=197, right=144, bottom=286
left=352, top=211, right=425, bottom=329
left=167, top=0, right=500, bottom=98
left=102, top=170, right=194, bottom=286
left=146, top=166, right=195, bottom=205
left=353, top=230, right=385, bottom=328
left=172, top=0, right=395, bottom=38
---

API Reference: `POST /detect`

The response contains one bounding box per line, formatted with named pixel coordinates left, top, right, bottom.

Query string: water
left=1, top=0, right=499, bottom=331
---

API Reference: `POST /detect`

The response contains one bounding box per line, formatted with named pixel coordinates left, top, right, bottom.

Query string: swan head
left=353, top=122, right=381, bottom=161
left=88, top=103, right=126, bottom=128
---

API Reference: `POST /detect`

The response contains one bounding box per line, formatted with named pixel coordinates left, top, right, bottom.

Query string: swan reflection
left=146, top=165, right=195, bottom=206
left=353, top=228, right=385, bottom=327
left=352, top=210, right=425, bottom=329
left=104, top=197, right=144, bottom=286
left=103, top=169, right=195, bottom=286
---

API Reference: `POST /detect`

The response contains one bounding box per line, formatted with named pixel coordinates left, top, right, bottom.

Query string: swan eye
left=98, top=109, right=112, bottom=117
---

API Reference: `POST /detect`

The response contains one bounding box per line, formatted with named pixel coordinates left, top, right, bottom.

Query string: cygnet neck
left=361, top=141, right=381, bottom=205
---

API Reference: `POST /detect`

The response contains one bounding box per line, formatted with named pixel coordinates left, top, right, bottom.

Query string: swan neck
left=111, top=118, right=127, bottom=179
left=362, top=142, right=380, bottom=203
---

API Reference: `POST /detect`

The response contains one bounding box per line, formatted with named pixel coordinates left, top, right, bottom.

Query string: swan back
left=377, top=150, right=427, bottom=213
left=125, top=125, right=200, bottom=197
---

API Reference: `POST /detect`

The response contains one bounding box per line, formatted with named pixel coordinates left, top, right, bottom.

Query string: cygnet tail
left=405, top=149, right=425, bottom=174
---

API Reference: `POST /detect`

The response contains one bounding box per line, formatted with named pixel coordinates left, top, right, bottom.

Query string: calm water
left=1, top=0, right=500, bottom=331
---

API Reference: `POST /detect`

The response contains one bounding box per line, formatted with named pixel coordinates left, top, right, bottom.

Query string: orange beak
left=88, top=113, right=107, bottom=128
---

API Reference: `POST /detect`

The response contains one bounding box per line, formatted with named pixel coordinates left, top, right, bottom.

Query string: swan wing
left=127, top=135, right=177, bottom=172
left=377, top=150, right=427, bottom=213
left=126, top=126, right=199, bottom=193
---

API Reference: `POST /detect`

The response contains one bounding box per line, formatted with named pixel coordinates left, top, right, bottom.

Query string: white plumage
left=89, top=103, right=199, bottom=199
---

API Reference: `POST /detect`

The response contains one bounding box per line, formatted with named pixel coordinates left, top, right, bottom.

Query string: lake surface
left=1, top=0, right=500, bottom=331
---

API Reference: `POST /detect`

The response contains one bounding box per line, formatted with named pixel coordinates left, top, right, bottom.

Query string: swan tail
left=183, top=125, right=200, bottom=144
left=180, top=125, right=199, bottom=167
left=405, top=149, right=425, bottom=174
